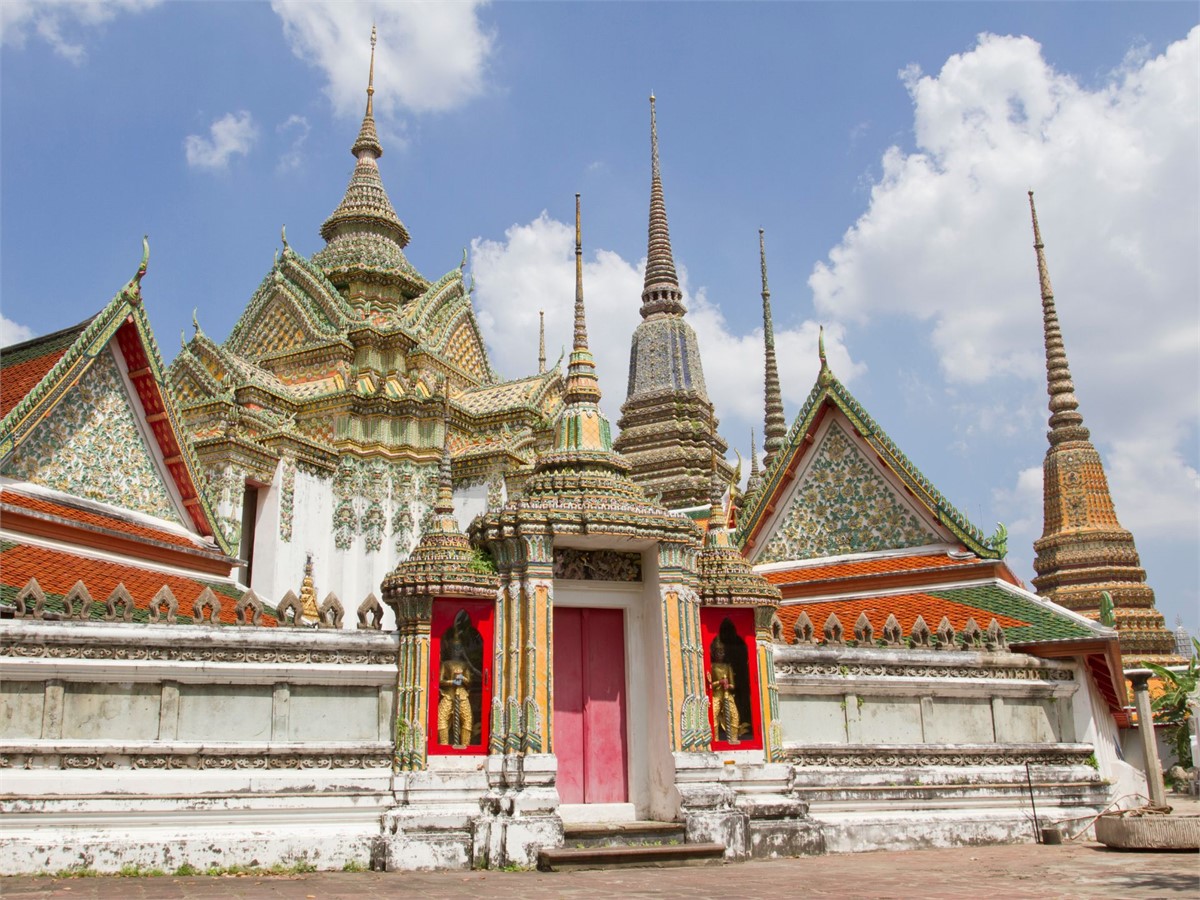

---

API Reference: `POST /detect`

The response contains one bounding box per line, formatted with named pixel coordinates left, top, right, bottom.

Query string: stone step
left=537, top=841, right=726, bottom=872
left=562, top=820, right=687, bottom=849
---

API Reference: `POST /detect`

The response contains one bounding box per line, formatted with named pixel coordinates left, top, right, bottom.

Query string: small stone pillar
left=1128, top=670, right=1167, bottom=806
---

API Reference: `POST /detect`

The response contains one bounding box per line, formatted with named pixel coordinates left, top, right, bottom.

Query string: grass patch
left=341, top=860, right=367, bottom=872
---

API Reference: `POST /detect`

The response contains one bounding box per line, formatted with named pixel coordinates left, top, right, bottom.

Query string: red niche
left=427, top=599, right=493, bottom=755
left=700, top=607, right=762, bottom=752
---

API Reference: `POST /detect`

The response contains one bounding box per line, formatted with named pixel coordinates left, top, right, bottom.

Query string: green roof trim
left=929, top=583, right=1099, bottom=644
left=737, top=364, right=1006, bottom=560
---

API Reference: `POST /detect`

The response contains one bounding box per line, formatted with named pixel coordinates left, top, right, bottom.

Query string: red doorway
left=553, top=607, right=628, bottom=805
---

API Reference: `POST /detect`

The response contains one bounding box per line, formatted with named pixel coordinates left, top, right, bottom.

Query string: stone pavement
left=3, top=841, right=1198, bottom=900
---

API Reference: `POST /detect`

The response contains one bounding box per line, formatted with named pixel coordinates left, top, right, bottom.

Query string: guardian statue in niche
left=437, top=610, right=483, bottom=747
left=708, top=640, right=740, bottom=744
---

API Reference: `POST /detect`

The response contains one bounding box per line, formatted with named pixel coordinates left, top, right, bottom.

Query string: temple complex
left=0, top=32, right=1180, bottom=875
left=614, top=97, right=732, bottom=509
left=1025, top=193, right=1178, bottom=665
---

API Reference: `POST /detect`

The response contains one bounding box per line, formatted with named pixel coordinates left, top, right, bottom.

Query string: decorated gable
left=2, top=347, right=182, bottom=524
left=755, top=417, right=939, bottom=564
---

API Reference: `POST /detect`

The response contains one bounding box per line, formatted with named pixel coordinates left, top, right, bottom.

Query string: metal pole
left=1025, top=761, right=1041, bottom=842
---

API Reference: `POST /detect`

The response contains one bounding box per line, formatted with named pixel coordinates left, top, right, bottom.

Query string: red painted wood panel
left=553, top=607, right=628, bottom=804
left=553, top=607, right=585, bottom=804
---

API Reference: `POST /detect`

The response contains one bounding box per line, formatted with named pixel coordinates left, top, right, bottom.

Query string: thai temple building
left=0, top=34, right=1179, bottom=874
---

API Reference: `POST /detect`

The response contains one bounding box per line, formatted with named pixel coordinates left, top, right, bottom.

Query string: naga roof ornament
left=760, top=229, right=786, bottom=468
left=313, top=25, right=418, bottom=280
left=1026, top=191, right=1177, bottom=664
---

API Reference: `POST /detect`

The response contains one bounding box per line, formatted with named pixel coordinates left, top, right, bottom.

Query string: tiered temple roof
left=614, top=97, right=732, bottom=509
left=1025, top=193, right=1178, bottom=665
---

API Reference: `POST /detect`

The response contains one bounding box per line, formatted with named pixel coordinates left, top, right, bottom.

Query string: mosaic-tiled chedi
left=1026, top=193, right=1177, bottom=664
left=167, top=32, right=562, bottom=610
left=614, top=97, right=732, bottom=509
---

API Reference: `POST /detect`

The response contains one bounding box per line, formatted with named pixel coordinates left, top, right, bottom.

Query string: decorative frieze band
left=782, top=744, right=1093, bottom=768
left=0, top=751, right=392, bottom=771
left=0, top=643, right=395, bottom=666
left=774, top=661, right=1074, bottom=681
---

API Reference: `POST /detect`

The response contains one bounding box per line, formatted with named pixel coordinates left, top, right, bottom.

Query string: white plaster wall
left=288, top=685, right=380, bottom=742
left=858, top=697, right=923, bottom=743
left=1075, top=667, right=1145, bottom=808
left=176, top=685, right=274, bottom=742
left=0, top=681, right=44, bottom=738
left=454, top=482, right=488, bottom=531
left=996, top=699, right=1059, bottom=743
left=778, top=696, right=847, bottom=743
left=62, top=683, right=160, bottom=740
left=922, top=697, right=994, bottom=743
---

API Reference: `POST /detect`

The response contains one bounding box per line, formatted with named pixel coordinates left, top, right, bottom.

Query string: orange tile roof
left=0, top=542, right=273, bottom=626
left=1, top=321, right=90, bottom=418
left=762, top=553, right=977, bottom=585
left=776, top=592, right=1026, bottom=641
left=1, top=490, right=206, bottom=550
left=1, top=348, right=70, bottom=417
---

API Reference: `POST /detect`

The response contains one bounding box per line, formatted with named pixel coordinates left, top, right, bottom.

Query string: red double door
left=552, top=607, right=628, bottom=805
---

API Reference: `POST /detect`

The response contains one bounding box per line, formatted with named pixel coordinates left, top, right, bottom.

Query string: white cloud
left=276, top=114, right=310, bottom=173
left=0, top=314, right=36, bottom=346
left=184, top=111, right=259, bottom=170
left=0, top=0, right=159, bottom=64
left=271, top=1, right=494, bottom=121
left=812, top=29, right=1199, bottom=562
left=470, top=212, right=864, bottom=472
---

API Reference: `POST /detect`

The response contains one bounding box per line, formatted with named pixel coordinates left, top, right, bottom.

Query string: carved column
left=755, top=605, right=783, bottom=762
left=519, top=533, right=553, bottom=755
left=394, top=596, right=432, bottom=772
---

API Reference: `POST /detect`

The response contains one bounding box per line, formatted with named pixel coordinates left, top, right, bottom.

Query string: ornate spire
left=746, top=428, right=763, bottom=497
left=564, top=193, right=602, bottom=407
left=315, top=26, right=414, bottom=275
left=760, top=229, right=786, bottom=468
left=641, top=95, right=685, bottom=318
left=1027, top=192, right=1177, bottom=664
left=538, top=310, right=546, bottom=374
left=352, top=25, right=383, bottom=158
left=1029, top=191, right=1086, bottom=447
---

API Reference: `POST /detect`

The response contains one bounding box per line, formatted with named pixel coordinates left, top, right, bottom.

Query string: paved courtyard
left=3, top=840, right=1198, bottom=900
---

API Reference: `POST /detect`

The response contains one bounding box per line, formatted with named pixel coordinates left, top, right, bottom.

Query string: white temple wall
left=0, top=620, right=397, bottom=874
left=774, top=643, right=1114, bottom=852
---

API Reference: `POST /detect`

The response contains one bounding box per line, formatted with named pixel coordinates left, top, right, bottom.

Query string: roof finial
left=366, top=23, right=377, bottom=118
left=574, top=193, right=587, bottom=352
left=538, top=309, right=546, bottom=374
left=460, top=247, right=468, bottom=271
left=350, top=26, right=383, bottom=159
left=749, top=428, right=760, bottom=477
left=818, top=325, right=827, bottom=367
left=137, top=235, right=149, bottom=282
left=1028, top=191, right=1087, bottom=446
left=281, top=225, right=288, bottom=250
left=192, top=308, right=200, bottom=335
left=760, top=228, right=786, bottom=469
left=640, top=94, right=685, bottom=318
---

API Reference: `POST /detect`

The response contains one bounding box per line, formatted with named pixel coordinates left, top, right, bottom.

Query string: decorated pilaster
left=657, top=541, right=708, bottom=752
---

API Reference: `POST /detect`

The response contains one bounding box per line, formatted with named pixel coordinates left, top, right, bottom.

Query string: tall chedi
left=758, top=229, right=787, bottom=470
left=1027, top=192, right=1177, bottom=664
left=614, top=96, right=732, bottom=509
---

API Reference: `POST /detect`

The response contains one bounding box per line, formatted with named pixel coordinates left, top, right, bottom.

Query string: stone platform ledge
left=0, top=739, right=392, bottom=771
left=780, top=741, right=1096, bottom=767
left=537, top=841, right=726, bottom=871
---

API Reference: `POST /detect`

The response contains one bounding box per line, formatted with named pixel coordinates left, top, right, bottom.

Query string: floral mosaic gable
left=2, top=349, right=182, bottom=524
left=757, top=420, right=938, bottom=564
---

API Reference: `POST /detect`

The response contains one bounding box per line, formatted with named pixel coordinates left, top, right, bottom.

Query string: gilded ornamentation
left=279, top=454, right=296, bottom=542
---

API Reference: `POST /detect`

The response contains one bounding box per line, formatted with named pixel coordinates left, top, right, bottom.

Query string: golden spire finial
left=573, top=193, right=587, bottom=352
left=366, top=24, right=377, bottom=117
left=650, top=93, right=659, bottom=179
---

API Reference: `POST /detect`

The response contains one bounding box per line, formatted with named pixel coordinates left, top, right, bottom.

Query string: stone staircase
left=536, top=821, right=725, bottom=871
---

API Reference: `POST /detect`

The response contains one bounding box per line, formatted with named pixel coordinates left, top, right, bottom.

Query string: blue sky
left=3, top=2, right=1197, bottom=635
